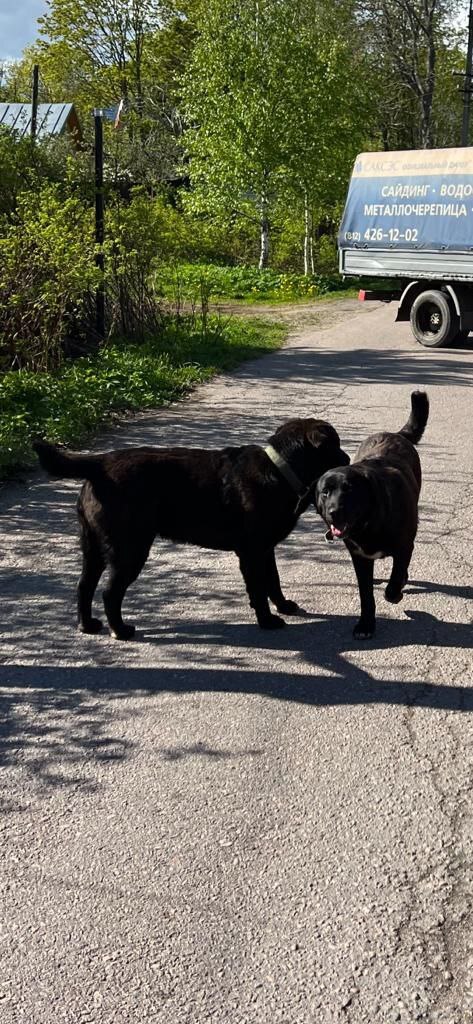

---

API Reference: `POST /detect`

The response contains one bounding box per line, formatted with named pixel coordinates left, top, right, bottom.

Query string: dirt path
left=212, top=295, right=362, bottom=329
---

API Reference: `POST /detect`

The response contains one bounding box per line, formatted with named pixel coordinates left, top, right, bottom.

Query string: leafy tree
left=357, top=0, right=464, bottom=148
left=183, top=0, right=371, bottom=269
left=276, top=2, right=370, bottom=271
left=1, top=0, right=196, bottom=184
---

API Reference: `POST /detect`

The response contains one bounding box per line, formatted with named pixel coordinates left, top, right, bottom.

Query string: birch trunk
left=303, top=192, right=312, bottom=276
left=259, top=193, right=269, bottom=269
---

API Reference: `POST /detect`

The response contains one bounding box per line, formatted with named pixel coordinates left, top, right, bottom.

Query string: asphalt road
left=2, top=300, right=473, bottom=1023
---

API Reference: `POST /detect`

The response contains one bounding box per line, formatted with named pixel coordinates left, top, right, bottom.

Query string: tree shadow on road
left=235, top=345, right=473, bottom=391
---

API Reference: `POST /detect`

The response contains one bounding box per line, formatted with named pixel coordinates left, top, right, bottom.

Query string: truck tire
left=410, top=289, right=459, bottom=347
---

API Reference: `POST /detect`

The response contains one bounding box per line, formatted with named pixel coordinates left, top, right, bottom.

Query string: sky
left=0, top=0, right=47, bottom=61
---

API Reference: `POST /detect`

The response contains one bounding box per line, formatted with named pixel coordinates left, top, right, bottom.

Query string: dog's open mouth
left=330, top=523, right=346, bottom=539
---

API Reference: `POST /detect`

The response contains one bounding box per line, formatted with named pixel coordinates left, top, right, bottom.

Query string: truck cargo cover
left=339, top=148, right=473, bottom=252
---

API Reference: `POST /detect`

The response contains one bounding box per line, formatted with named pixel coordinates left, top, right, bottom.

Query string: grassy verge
left=155, top=262, right=357, bottom=304
left=0, top=316, right=286, bottom=479
left=155, top=263, right=396, bottom=305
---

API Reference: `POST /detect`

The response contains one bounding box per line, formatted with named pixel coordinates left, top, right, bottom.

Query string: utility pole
left=93, top=109, right=105, bottom=340
left=31, top=64, right=39, bottom=141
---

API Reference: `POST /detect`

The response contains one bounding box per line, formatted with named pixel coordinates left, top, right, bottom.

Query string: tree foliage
left=0, top=0, right=470, bottom=273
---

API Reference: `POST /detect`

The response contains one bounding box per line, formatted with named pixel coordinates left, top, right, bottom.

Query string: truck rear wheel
left=410, top=289, right=459, bottom=348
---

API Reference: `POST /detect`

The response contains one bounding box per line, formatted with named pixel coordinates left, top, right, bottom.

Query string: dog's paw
left=111, top=623, right=136, bottom=640
left=353, top=620, right=375, bottom=641
left=277, top=599, right=302, bottom=616
left=79, top=617, right=103, bottom=635
left=259, top=614, right=286, bottom=630
left=385, top=585, right=404, bottom=604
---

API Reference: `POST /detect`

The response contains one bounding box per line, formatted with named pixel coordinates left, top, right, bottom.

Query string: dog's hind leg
left=238, top=551, right=285, bottom=629
left=385, top=544, right=413, bottom=604
left=349, top=551, right=376, bottom=639
left=103, top=543, right=152, bottom=640
left=265, top=550, right=301, bottom=615
left=77, top=519, right=105, bottom=635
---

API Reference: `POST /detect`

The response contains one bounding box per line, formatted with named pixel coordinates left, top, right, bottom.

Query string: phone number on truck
left=344, top=228, right=419, bottom=243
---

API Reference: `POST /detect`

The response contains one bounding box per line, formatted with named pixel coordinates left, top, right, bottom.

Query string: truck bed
left=340, top=248, right=473, bottom=281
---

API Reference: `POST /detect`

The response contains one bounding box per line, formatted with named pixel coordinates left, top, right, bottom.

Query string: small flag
left=114, top=98, right=124, bottom=129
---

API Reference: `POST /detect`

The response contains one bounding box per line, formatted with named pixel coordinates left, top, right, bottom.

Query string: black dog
left=316, top=391, right=429, bottom=639
left=34, top=419, right=348, bottom=639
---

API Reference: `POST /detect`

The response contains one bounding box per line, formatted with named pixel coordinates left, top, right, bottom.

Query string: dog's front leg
left=238, top=552, right=285, bottom=629
left=385, top=544, right=413, bottom=604
left=348, top=550, right=376, bottom=640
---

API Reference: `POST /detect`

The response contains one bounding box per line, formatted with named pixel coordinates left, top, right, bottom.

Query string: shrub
left=0, top=185, right=99, bottom=371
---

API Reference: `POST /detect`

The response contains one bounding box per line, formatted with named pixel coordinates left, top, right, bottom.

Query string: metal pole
left=31, top=64, right=39, bottom=141
left=94, top=109, right=105, bottom=340
left=462, top=0, right=473, bottom=146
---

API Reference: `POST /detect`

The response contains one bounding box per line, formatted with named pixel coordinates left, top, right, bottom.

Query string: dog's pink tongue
left=331, top=525, right=343, bottom=538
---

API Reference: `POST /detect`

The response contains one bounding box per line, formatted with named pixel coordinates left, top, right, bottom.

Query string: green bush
left=0, top=184, right=98, bottom=371
left=0, top=317, right=285, bottom=478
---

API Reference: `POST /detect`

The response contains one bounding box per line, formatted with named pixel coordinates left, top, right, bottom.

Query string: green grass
left=0, top=316, right=286, bottom=479
left=155, top=262, right=356, bottom=304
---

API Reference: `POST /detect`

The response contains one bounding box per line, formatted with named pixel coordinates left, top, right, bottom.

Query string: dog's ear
left=305, top=421, right=340, bottom=450
left=305, top=423, right=350, bottom=470
left=304, top=422, right=327, bottom=448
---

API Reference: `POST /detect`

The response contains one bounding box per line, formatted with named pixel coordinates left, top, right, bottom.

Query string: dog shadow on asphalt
left=3, top=590, right=473, bottom=804
left=4, top=484, right=473, bottom=804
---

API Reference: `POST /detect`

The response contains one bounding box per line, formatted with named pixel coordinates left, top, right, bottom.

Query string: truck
left=339, top=147, right=473, bottom=347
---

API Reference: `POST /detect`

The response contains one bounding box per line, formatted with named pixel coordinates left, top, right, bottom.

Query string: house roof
left=0, top=102, right=79, bottom=139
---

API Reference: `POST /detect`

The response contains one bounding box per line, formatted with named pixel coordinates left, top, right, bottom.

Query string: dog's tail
left=398, top=391, right=429, bottom=445
left=33, top=440, right=105, bottom=482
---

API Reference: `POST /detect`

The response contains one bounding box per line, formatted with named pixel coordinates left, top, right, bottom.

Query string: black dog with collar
left=316, top=391, right=429, bottom=640
left=34, top=418, right=348, bottom=639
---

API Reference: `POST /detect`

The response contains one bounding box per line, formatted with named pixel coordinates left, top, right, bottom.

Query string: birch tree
left=184, top=0, right=370, bottom=270
left=182, top=0, right=292, bottom=268
left=277, top=1, right=369, bottom=272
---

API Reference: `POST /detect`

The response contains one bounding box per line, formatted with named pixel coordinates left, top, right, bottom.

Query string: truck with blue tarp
left=339, top=148, right=473, bottom=347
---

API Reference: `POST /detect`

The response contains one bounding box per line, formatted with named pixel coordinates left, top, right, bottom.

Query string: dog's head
left=272, top=418, right=349, bottom=485
left=316, top=465, right=373, bottom=540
